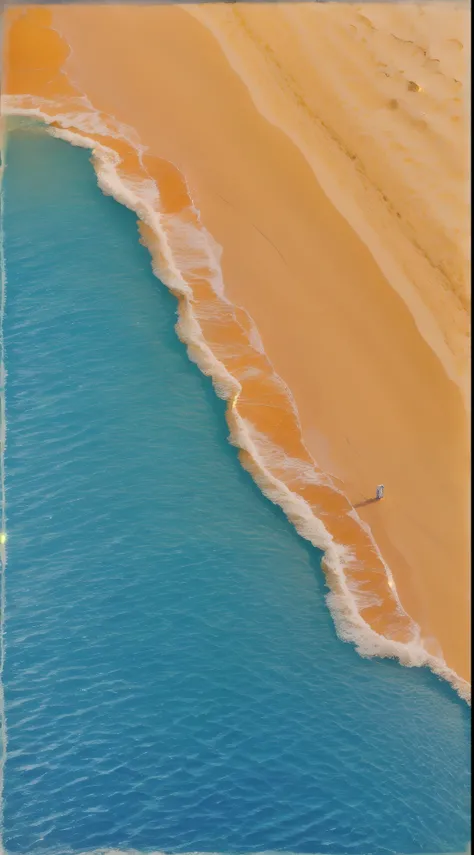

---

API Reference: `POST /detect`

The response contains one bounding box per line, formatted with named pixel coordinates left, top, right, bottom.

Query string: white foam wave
left=1, top=98, right=470, bottom=705
left=164, top=211, right=226, bottom=299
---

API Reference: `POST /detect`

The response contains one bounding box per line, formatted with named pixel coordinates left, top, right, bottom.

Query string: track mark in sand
left=251, top=223, right=288, bottom=267
left=214, top=192, right=288, bottom=267
left=355, top=12, right=376, bottom=32
left=445, top=37, right=464, bottom=51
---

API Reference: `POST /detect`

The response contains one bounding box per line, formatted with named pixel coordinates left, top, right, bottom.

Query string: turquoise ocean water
left=0, top=122, right=470, bottom=855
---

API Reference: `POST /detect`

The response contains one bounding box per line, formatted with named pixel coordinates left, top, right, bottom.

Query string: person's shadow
left=353, top=497, right=379, bottom=508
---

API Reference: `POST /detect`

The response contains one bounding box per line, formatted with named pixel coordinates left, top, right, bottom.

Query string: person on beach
left=376, top=485, right=384, bottom=500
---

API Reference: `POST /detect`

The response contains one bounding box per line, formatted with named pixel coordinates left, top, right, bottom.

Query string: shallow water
left=0, top=123, right=470, bottom=855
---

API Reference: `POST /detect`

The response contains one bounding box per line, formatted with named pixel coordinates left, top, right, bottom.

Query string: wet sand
left=2, top=4, right=470, bottom=686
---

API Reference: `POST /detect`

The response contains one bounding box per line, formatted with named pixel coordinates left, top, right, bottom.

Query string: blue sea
left=0, top=120, right=470, bottom=855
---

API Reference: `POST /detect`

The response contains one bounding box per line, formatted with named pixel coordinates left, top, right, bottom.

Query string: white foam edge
left=1, top=103, right=470, bottom=706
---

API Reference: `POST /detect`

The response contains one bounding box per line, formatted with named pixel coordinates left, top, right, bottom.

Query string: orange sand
left=2, top=5, right=470, bottom=687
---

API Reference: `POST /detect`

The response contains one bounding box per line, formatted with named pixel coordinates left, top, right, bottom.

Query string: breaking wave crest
left=1, top=90, right=470, bottom=706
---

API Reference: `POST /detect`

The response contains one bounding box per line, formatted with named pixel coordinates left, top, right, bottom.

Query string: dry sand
left=2, top=4, right=470, bottom=687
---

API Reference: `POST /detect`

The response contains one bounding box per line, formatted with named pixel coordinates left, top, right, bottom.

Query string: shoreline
left=2, top=5, right=470, bottom=696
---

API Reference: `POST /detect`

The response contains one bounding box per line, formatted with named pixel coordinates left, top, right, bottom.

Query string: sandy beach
left=2, top=4, right=470, bottom=688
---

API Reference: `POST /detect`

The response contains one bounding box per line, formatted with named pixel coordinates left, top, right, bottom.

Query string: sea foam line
left=1, top=99, right=470, bottom=706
